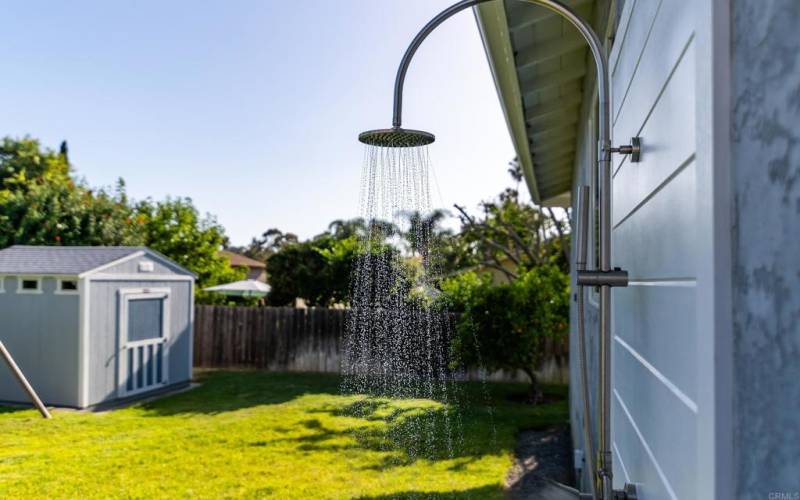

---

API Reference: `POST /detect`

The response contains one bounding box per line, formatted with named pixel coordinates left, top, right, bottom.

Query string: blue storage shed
left=0, top=246, right=195, bottom=409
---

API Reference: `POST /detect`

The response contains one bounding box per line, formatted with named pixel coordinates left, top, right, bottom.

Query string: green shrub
left=443, top=265, right=569, bottom=400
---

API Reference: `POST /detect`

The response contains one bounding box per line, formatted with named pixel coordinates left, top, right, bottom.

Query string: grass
left=0, top=371, right=568, bottom=499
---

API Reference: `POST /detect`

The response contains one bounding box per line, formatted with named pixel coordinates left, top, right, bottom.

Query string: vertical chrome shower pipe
left=390, top=0, right=615, bottom=498
left=506, top=8, right=613, bottom=496
left=575, top=186, right=598, bottom=499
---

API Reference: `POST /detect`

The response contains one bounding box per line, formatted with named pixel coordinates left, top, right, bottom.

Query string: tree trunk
left=522, top=367, right=544, bottom=404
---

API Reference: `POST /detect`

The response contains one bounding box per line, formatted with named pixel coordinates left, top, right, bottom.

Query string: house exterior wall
left=571, top=0, right=703, bottom=497
left=244, top=267, right=267, bottom=283
left=0, top=276, right=81, bottom=407
left=730, top=0, right=800, bottom=496
left=86, top=278, right=193, bottom=406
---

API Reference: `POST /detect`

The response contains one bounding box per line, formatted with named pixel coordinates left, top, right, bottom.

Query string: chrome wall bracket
left=613, top=483, right=639, bottom=500
left=577, top=268, right=629, bottom=287
left=610, top=137, right=641, bottom=163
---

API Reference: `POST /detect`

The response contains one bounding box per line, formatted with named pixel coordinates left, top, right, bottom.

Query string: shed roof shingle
left=0, top=246, right=147, bottom=275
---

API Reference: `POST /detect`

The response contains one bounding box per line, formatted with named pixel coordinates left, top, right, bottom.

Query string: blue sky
left=1, top=0, right=518, bottom=245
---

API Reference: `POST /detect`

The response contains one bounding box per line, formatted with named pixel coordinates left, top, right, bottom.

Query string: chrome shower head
left=358, top=127, right=435, bottom=148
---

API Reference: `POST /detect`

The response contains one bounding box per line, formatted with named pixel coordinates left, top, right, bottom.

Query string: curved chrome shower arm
left=391, top=0, right=610, bottom=161
left=392, top=0, right=487, bottom=128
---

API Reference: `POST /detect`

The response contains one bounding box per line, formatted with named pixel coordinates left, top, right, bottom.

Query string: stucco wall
left=731, top=0, right=800, bottom=496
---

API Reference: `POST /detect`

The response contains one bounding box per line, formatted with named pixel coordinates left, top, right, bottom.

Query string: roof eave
left=474, top=3, right=542, bottom=204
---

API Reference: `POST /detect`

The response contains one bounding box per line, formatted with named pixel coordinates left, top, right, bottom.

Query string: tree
left=327, top=218, right=367, bottom=240
left=266, top=241, right=329, bottom=306
left=0, top=178, right=144, bottom=248
left=263, top=218, right=407, bottom=307
left=454, top=161, right=571, bottom=281
left=315, top=235, right=361, bottom=305
left=230, top=228, right=299, bottom=263
left=433, top=232, right=479, bottom=278
left=135, top=197, right=244, bottom=304
left=394, top=209, right=477, bottom=280
left=401, top=209, right=449, bottom=257
left=266, top=229, right=368, bottom=307
left=0, top=136, right=70, bottom=187
left=443, top=265, right=570, bottom=401
left=0, top=137, right=143, bottom=247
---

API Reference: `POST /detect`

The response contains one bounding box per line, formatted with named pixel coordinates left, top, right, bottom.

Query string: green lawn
left=0, top=371, right=568, bottom=499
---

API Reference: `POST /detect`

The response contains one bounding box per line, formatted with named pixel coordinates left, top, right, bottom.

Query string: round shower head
left=358, top=127, right=435, bottom=148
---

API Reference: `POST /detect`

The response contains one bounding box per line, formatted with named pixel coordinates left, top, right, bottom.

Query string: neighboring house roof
left=475, top=0, right=605, bottom=206
left=220, top=250, right=266, bottom=269
left=0, top=245, right=195, bottom=277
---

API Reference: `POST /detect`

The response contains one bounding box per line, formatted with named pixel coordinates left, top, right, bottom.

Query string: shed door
left=118, top=289, right=170, bottom=397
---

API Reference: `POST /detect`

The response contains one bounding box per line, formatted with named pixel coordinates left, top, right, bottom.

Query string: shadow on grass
left=140, top=370, right=566, bottom=419
left=276, top=391, right=566, bottom=473
left=140, top=370, right=569, bottom=474
left=140, top=370, right=341, bottom=416
left=354, top=484, right=501, bottom=499
left=305, top=404, right=496, bottom=472
left=0, top=405, right=30, bottom=414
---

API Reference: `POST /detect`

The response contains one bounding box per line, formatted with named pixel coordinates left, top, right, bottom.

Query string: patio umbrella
left=204, top=279, right=271, bottom=298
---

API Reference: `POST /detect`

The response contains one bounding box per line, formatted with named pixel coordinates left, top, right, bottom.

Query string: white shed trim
left=139, top=249, right=197, bottom=278
left=89, top=274, right=194, bottom=282
left=187, top=280, right=195, bottom=380
left=78, top=251, right=146, bottom=278
left=79, top=249, right=196, bottom=279
left=695, top=0, right=734, bottom=498
left=116, top=288, right=172, bottom=398
left=16, top=276, right=43, bottom=295
left=78, top=277, right=90, bottom=408
left=54, top=278, right=80, bottom=295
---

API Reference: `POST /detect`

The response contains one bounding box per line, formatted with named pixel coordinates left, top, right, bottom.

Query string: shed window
left=128, top=298, right=165, bottom=342
left=17, top=277, right=42, bottom=294
left=59, top=279, right=79, bottom=293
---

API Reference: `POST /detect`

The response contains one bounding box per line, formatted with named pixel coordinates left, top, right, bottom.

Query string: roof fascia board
left=89, top=274, right=194, bottom=282
left=78, top=250, right=146, bottom=278
left=79, top=249, right=196, bottom=279
left=138, top=248, right=197, bottom=278
left=0, top=273, right=80, bottom=278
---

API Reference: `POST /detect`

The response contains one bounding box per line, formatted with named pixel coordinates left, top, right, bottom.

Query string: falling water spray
left=341, top=142, right=470, bottom=461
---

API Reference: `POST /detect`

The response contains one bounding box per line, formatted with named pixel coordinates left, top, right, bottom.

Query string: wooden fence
left=193, top=306, right=345, bottom=372
left=193, top=305, right=569, bottom=383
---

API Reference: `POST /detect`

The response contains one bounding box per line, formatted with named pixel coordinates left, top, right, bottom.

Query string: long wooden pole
left=0, top=341, right=52, bottom=418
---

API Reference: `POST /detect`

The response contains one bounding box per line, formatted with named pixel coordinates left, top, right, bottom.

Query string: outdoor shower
left=359, top=0, right=640, bottom=498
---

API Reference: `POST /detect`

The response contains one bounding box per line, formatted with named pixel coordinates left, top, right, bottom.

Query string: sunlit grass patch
left=0, top=371, right=567, bottom=499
